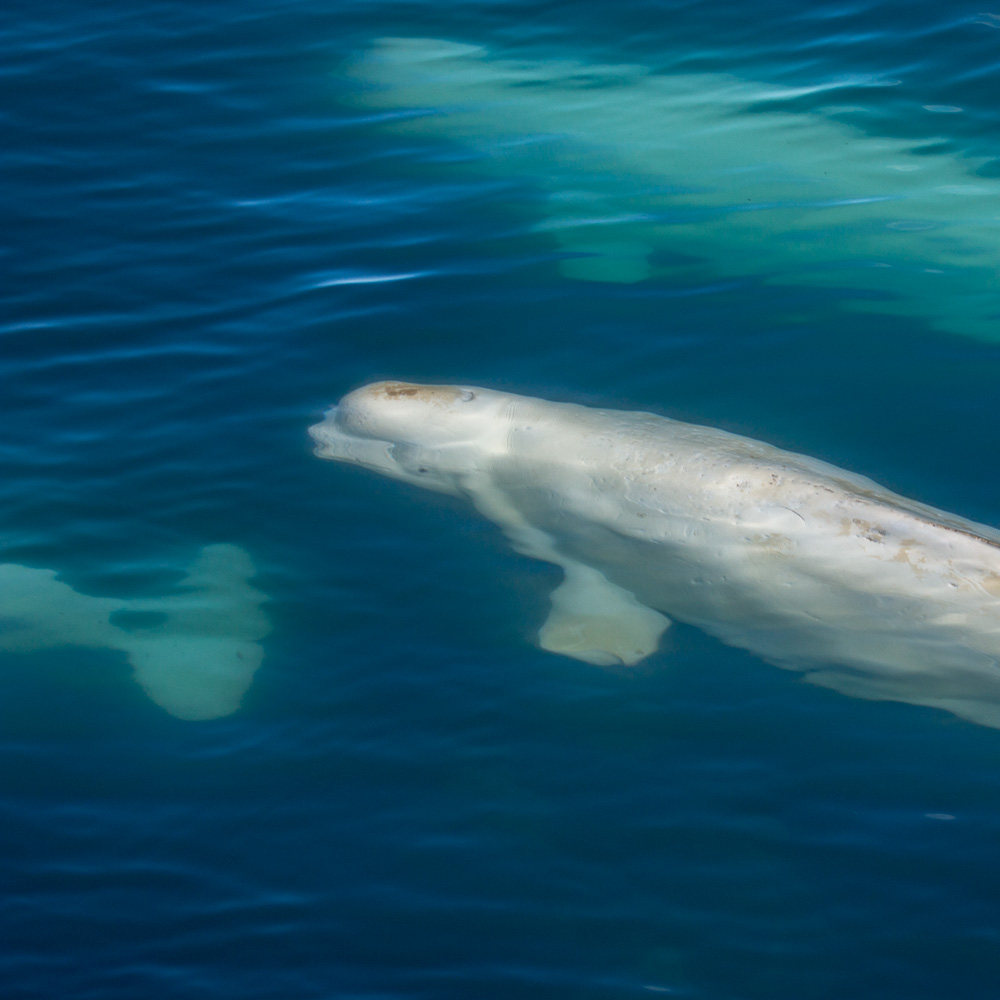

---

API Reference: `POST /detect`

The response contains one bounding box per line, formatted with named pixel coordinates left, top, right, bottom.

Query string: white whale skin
left=310, top=380, right=1000, bottom=729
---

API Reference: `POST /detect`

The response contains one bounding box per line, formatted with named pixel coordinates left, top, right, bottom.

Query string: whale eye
left=459, top=390, right=476, bottom=402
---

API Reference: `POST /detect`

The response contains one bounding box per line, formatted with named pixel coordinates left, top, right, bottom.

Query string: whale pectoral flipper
left=538, top=563, right=670, bottom=666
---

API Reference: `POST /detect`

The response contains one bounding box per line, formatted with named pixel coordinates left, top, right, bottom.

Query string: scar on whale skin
left=312, top=380, right=1000, bottom=730
left=0, top=544, right=270, bottom=721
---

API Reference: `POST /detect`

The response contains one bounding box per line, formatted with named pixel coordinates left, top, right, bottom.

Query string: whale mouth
left=309, top=405, right=398, bottom=472
left=308, top=406, right=341, bottom=457
left=310, top=406, right=360, bottom=454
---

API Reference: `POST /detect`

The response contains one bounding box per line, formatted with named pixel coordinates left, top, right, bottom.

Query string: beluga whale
left=344, top=38, right=1000, bottom=342
left=311, top=381, right=1000, bottom=729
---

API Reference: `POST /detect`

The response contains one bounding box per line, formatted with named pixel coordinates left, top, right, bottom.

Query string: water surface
left=4, top=1, right=1000, bottom=996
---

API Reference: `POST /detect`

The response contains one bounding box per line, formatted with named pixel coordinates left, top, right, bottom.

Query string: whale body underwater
left=311, top=381, right=1000, bottom=729
left=345, top=38, right=1000, bottom=343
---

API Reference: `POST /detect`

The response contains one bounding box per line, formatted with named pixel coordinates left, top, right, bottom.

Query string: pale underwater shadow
left=0, top=544, right=269, bottom=721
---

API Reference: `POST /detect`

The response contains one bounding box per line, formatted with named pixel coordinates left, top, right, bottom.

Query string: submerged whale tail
left=0, top=544, right=269, bottom=720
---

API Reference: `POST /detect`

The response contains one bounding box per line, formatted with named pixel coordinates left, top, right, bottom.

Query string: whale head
left=309, top=381, right=513, bottom=494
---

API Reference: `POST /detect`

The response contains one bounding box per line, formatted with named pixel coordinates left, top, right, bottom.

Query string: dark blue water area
left=5, top=0, right=1000, bottom=997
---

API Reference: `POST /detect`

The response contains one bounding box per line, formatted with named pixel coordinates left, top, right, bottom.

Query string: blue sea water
left=5, top=0, right=1000, bottom=996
